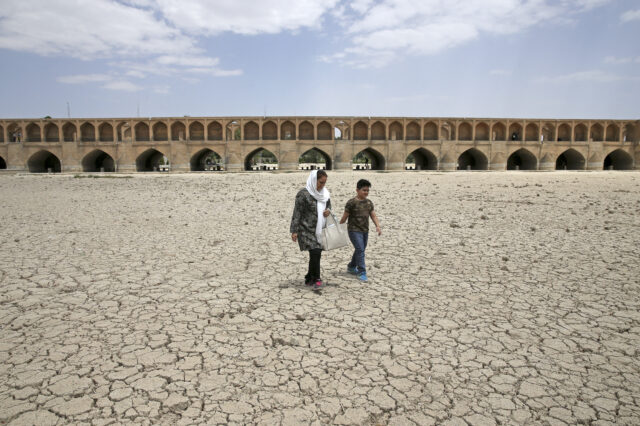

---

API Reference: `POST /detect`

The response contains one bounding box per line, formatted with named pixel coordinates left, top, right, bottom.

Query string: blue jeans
left=348, top=231, right=368, bottom=273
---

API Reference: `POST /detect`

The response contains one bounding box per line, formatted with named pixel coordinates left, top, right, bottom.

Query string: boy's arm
left=340, top=211, right=349, bottom=224
left=370, top=211, right=381, bottom=235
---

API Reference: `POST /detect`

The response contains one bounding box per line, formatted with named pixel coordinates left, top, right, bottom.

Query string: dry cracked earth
left=0, top=171, right=639, bottom=425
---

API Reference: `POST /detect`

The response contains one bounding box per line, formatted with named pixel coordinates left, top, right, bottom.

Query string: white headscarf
left=305, top=170, right=330, bottom=242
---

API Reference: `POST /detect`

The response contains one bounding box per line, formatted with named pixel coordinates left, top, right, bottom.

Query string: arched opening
left=245, top=148, right=278, bottom=171
left=557, top=123, right=571, bottom=141
left=574, top=124, right=587, bottom=142
left=457, top=148, right=488, bottom=170
left=605, top=124, right=619, bottom=141
left=555, top=149, right=585, bottom=170
left=406, top=148, right=437, bottom=170
left=135, top=122, right=150, bottom=141
left=299, top=148, right=332, bottom=170
left=26, top=123, right=41, bottom=142
left=492, top=122, right=506, bottom=141
left=152, top=122, right=167, bottom=141
left=136, top=149, right=168, bottom=172
left=82, top=150, right=115, bottom=172
left=208, top=121, right=222, bottom=140
left=318, top=121, right=332, bottom=140
left=389, top=121, right=403, bottom=141
left=244, top=121, right=259, bottom=140
left=116, top=122, right=130, bottom=142
left=542, top=123, right=555, bottom=142
left=0, top=156, right=5, bottom=169
left=623, top=124, right=637, bottom=142
left=441, top=122, right=455, bottom=140
left=424, top=122, right=438, bottom=140
left=406, top=122, right=420, bottom=140
left=509, top=123, right=522, bottom=141
left=189, top=121, right=204, bottom=141
left=525, top=123, right=539, bottom=141
left=353, top=148, right=385, bottom=170
left=80, top=123, right=95, bottom=142
left=99, top=123, right=114, bottom=142
left=507, top=148, right=537, bottom=170
left=299, top=121, right=314, bottom=140
left=171, top=122, right=186, bottom=141
left=8, top=123, right=21, bottom=142
left=603, top=149, right=633, bottom=170
left=354, top=121, right=368, bottom=140
left=475, top=123, right=489, bottom=140
left=458, top=122, right=472, bottom=141
left=28, top=150, right=61, bottom=173
left=262, top=121, right=277, bottom=140
left=335, top=120, right=349, bottom=140
left=281, top=121, right=295, bottom=140
left=0, top=125, right=4, bottom=143
left=590, top=123, right=603, bottom=142
left=371, top=121, right=385, bottom=140
left=44, top=123, right=59, bottom=142
left=190, top=148, right=224, bottom=171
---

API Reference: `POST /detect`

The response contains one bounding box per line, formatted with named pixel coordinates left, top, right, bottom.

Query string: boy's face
left=356, top=186, right=370, bottom=199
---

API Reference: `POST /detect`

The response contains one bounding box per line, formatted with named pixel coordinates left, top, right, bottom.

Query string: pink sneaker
left=313, top=279, right=324, bottom=290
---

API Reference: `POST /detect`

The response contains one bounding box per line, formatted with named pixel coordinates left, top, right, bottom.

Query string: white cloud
left=620, top=9, right=640, bottom=23
left=57, top=74, right=113, bottom=84
left=102, top=80, right=142, bottom=92
left=325, top=0, right=614, bottom=68
left=604, top=56, right=640, bottom=65
left=537, top=70, right=638, bottom=83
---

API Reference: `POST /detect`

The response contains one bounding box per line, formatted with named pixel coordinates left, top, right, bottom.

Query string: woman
left=290, top=170, right=331, bottom=290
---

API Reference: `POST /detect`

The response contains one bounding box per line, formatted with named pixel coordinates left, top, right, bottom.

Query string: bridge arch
left=244, top=121, right=259, bottom=140
left=171, top=122, right=185, bottom=141
left=407, top=148, right=437, bottom=170
left=475, top=122, right=489, bottom=140
left=281, top=121, right=295, bottom=140
left=208, top=121, right=222, bottom=140
left=424, top=121, right=437, bottom=140
left=492, top=122, right=506, bottom=141
left=603, top=149, right=633, bottom=170
left=136, top=148, right=167, bottom=172
left=80, top=122, right=95, bottom=142
left=541, top=122, right=555, bottom=142
left=406, top=121, right=420, bottom=140
left=189, top=121, right=205, bottom=141
left=457, top=148, right=488, bottom=170
left=299, top=121, right=314, bottom=140
left=82, top=149, right=115, bottom=172
left=299, top=148, right=332, bottom=170
left=557, top=123, right=571, bottom=141
left=354, top=121, right=368, bottom=140
left=28, top=150, right=61, bottom=173
left=0, top=155, right=6, bottom=169
left=190, top=148, right=224, bottom=171
left=574, top=123, right=588, bottom=141
left=525, top=123, right=539, bottom=141
left=152, top=122, right=168, bottom=141
left=317, top=121, right=332, bottom=140
left=371, top=121, right=385, bottom=140
left=245, top=148, right=278, bottom=171
left=62, top=122, right=76, bottom=142
left=509, top=123, right=522, bottom=141
left=135, top=122, right=150, bottom=141
left=590, top=123, right=603, bottom=141
left=353, top=147, right=385, bottom=170
left=458, top=122, right=472, bottom=141
left=99, top=123, right=114, bottom=142
left=507, top=148, right=537, bottom=170
left=262, top=121, right=277, bottom=140
left=26, top=123, right=41, bottom=142
left=44, top=123, right=59, bottom=142
left=389, top=121, right=403, bottom=140
left=0, top=124, right=3, bottom=142
left=606, top=124, right=619, bottom=141
left=556, top=148, right=585, bottom=170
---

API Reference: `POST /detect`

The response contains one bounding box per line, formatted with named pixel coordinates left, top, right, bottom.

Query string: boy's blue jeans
left=348, top=231, right=368, bottom=273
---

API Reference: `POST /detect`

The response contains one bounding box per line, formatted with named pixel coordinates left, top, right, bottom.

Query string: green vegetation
left=299, top=149, right=326, bottom=163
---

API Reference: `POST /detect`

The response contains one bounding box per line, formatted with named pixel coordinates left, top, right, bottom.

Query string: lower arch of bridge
left=353, top=148, right=385, bottom=170
left=0, top=156, right=6, bottom=169
left=82, top=150, right=115, bottom=172
left=136, top=149, right=167, bottom=172
left=507, top=148, right=537, bottom=170
left=299, top=148, right=332, bottom=170
left=556, top=149, right=585, bottom=170
left=457, top=148, right=488, bottom=170
left=190, top=148, right=223, bottom=171
left=407, top=148, right=437, bottom=170
left=28, top=150, right=61, bottom=173
left=603, top=149, right=633, bottom=170
left=245, top=148, right=278, bottom=171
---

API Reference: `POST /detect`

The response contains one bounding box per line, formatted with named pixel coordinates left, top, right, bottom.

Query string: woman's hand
left=291, top=233, right=297, bottom=242
left=323, top=209, right=330, bottom=218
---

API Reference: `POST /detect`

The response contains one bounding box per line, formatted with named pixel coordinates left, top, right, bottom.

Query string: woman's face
left=317, top=175, right=327, bottom=190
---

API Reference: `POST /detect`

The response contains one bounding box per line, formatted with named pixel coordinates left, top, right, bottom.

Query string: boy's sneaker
left=357, top=271, right=368, bottom=282
left=313, top=279, right=324, bottom=290
left=347, top=266, right=358, bottom=275
left=304, top=278, right=313, bottom=286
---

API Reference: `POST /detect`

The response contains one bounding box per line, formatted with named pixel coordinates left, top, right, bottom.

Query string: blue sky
left=0, top=0, right=638, bottom=119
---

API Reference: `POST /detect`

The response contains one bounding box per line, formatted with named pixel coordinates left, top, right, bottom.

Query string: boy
left=340, top=179, right=381, bottom=282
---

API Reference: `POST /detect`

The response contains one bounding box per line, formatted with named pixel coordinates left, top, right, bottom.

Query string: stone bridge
left=0, top=116, right=638, bottom=172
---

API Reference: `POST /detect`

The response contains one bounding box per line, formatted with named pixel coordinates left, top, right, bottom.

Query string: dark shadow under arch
left=556, top=149, right=585, bottom=170
left=0, top=156, right=6, bottom=169
left=245, top=148, right=278, bottom=171
left=28, top=150, right=61, bottom=173
left=406, top=148, right=437, bottom=170
left=136, top=149, right=167, bottom=172
left=353, top=148, right=385, bottom=170
left=82, top=150, right=115, bottom=172
left=457, top=148, right=488, bottom=170
left=603, top=149, right=633, bottom=170
left=507, top=148, right=537, bottom=170
left=191, top=148, right=224, bottom=171
left=298, top=148, right=332, bottom=170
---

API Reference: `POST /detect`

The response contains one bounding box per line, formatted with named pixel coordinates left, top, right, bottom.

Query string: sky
left=0, top=0, right=639, bottom=120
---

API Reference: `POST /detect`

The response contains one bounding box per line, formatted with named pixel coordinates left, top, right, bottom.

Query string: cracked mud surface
left=1, top=171, right=639, bottom=425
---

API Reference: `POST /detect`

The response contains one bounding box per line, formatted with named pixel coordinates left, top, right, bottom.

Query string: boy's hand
left=323, top=209, right=330, bottom=218
left=291, top=233, right=297, bottom=242
left=376, top=226, right=382, bottom=236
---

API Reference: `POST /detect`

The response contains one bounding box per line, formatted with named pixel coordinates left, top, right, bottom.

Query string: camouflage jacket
left=290, top=188, right=332, bottom=251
